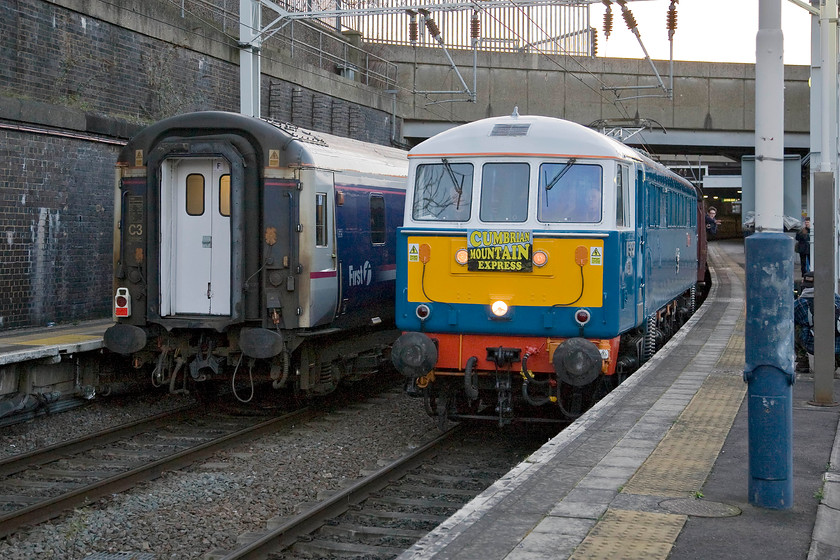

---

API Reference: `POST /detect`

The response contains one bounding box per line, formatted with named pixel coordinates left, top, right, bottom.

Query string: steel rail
left=220, top=424, right=463, bottom=560
left=0, top=405, right=197, bottom=478
left=0, top=407, right=317, bottom=539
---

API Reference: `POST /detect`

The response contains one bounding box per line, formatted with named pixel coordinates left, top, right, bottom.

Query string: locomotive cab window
left=219, top=174, right=231, bottom=217
left=412, top=161, right=473, bottom=221
left=480, top=162, right=529, bottom=222
left=186, top=173, right=205, bottom=216
left=370, top=194, right=385, bottom=245
left=315, top=193, right=327, bottom=247
left=538, top=162, right=602, bottom=223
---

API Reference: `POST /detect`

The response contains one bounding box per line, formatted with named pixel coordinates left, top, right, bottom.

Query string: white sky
left=591, top=0, right=813, bottom=65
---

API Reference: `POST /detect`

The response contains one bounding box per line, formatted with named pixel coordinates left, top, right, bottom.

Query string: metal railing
left=168, top=0, right=594, bottom=91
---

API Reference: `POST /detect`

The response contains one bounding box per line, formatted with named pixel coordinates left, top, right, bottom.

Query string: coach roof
left=119, top=111, right=407, bottom=177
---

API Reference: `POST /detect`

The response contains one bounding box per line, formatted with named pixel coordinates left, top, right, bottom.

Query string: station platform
left=400, top=239, right=840, bottom=560
left=0, top=318, right=111, bottom=366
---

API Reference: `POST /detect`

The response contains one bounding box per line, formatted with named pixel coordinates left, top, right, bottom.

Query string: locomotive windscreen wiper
left=544, top=158, right=577, bottom=191
left=442, top=158, right=464, bottom=210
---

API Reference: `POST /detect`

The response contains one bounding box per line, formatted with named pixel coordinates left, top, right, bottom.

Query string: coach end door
left=160, top=158, right=231, bottom=316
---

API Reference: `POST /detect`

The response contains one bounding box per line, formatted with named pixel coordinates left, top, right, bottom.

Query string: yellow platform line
left=622, top=372, right=746, bottom=498
left=570, top=316, right=747, bottom=559
left=12, top=334, right=102, bottom=346
left=570, top=509, right=687, bottom=560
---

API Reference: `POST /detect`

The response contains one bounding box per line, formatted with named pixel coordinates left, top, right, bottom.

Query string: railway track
left=0, top=404, right=318, bottom=539
left=211, top=423, right=557, bottom=560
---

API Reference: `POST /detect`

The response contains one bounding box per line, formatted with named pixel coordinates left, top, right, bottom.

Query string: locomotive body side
left=105, top=111, right=407, bottom=397
left=391, top=114, right=702, bottom=425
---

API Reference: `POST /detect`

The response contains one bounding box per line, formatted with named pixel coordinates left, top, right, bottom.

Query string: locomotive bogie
left=105, top=112, right=408, bottom=400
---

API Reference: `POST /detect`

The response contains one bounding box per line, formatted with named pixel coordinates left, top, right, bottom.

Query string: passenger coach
left=104, top=111, right=407, bottom=399
left=391, top=112, right=704, bottom=425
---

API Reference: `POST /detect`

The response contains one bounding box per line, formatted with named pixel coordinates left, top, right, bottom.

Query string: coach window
left=480, top=162, right=529, bottom=222
left=370, top=195, right=385, bottom=244
left=186, top=173, right=205, bottom=215
left=413, top=161, right=473, bottom=221
left=219, top=174, right=231, bottom=217
left=315, top=193, right=327, bottom=247
left=538, top=162, right=602, bottom=223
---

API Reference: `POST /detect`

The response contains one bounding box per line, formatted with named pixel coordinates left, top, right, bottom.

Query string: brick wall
left=0, top=0, right=398, bottom=330
left=267, top=81, right=394, bottom=145
left=0, top=128, right=119, bottom=329
left=1, top=1, right=239, bottom=121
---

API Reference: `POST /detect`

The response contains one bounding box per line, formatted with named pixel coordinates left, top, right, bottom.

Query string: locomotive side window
left=480, top=162, right=529, bottom=222
left=537, top=162, right=602, bottom=223
left=219, top=174, right=231, bottom=217
left=186, top=173, right=205, bottom=216
left=315, top=193, right=327, bottom=247
left=370, top=194, right=385, bottom=245
left=616, top=164, right=629, bottom=227
left=649, top=185, right=661, bottom=228
left=412, top=162, right=473, bottom=221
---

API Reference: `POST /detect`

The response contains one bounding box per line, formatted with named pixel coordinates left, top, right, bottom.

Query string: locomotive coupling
left=552, top=337, right=603, bottom=387
left=391, top=332, right=438, bottom=378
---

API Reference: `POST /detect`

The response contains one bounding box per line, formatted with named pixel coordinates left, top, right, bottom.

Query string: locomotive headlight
left=532, top=250, right=548, bottom=267
left=454, top=248, right=469, bottom=266
left=574, top=309, right=591, bottom=326
left=491, top=300, right=509, bottom=317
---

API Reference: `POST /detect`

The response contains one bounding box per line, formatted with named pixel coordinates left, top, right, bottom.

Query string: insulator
left=409, top=20, right=418, bottom=43
left=590, top=27, right=598, bottom=57
left=667, top=2, right=678, bottom=38
left=425, top=17, right=440, bottom=39
left=471, top=12, right=480, bottom=40
left=622, top=6, right=638, bottom=32
left=603, top=6, right=613, bottom=39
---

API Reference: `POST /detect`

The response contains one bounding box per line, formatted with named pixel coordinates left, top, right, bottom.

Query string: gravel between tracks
left=0, top=387, right=440, bottom=559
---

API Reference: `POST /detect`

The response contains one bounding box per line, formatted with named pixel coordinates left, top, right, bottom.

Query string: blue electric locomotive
left=104, top=111, right=407, bottom=399
left=390, top=112, right=706, bottom=424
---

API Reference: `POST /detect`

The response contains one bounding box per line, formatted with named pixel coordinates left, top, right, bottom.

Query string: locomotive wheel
left=557, top=381, right=597, bottom=420
left=436, top=387, right=453, bottom=431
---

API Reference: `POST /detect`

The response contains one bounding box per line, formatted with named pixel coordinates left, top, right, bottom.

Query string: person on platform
left=795, top=217, right=811, bottom=276
left=705, top=206, right=721, bottom=239
left=793, top=270, right=840, bottom=373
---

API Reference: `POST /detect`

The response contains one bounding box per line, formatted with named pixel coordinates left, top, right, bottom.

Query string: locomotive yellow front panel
left=406, top=233, right=604, bottom=308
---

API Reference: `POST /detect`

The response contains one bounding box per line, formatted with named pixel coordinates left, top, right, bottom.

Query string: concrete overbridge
left=388, top=45, right=809, bottom=166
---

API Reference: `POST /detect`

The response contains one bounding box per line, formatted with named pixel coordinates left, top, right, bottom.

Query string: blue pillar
left=744, top=232, right=794, bottom=509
